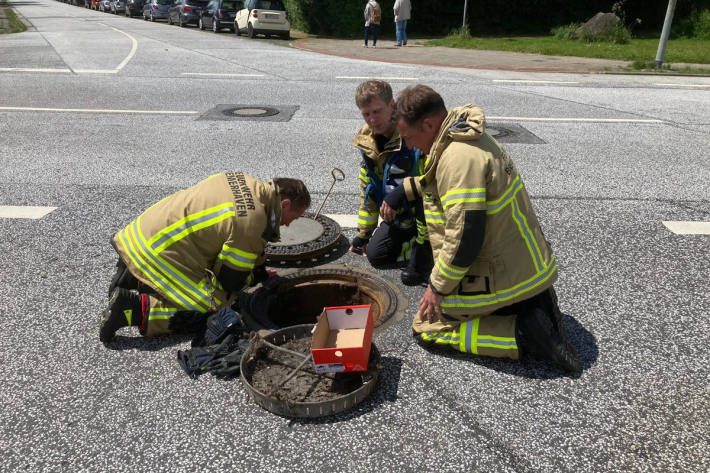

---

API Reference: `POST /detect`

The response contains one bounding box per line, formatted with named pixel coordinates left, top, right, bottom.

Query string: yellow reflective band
left=219, top=245, right=258, bottom=269
left=150, top=203, right=236, bottom=253
left=123, top=309, right=132, bottom=326
left=441, top=188, right=486, bottom=209
left=436, top=257, right=467, bottom=281
left=511, top=199, right=543, bottom=272
left=460, top=319, right=480, bottom=354
left=148, top=307, right=180, bottom=321
left=422, top=331, right=459, bottom=345
left=424, top=210, right=445, bottom=224
left=119, top=222, right=202, bottom=311
left=486, top=175, right=522, bottom=215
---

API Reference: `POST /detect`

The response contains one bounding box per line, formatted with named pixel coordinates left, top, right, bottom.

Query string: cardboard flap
left=325, top=306, right=371, bottom=330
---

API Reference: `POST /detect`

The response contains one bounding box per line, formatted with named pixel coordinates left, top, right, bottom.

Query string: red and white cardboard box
left=311, top=305, right=374, bottom=373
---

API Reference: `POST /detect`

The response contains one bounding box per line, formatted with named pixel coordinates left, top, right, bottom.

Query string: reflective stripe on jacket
left=113, top=172, right=280, bottom=312
left=404, top=105, right=557, bottom=318
left=353, top=124, right=421, bottom=239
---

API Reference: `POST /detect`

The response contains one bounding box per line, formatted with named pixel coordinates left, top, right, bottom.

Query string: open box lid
left=312, top=305, right=372, bottom=349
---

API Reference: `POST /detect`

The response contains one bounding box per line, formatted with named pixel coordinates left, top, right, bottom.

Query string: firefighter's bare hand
left=380, top=201, right=396, bottom=222
left=419, top=285, right=443, bottom=323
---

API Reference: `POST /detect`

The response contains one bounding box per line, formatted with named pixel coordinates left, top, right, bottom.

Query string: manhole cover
left=486, top=123, right=546, bottom=144
left=228, top=106, right=280, bottom=117
left=240, top=324, right=381, bottom=418
left=198, top=104, right=299, bottom=122
left=238, top=265, right=407, bottom=332
left=265, top=213, right=342, bottom=264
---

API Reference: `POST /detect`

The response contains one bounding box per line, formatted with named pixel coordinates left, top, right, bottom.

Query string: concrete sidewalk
left=293, top=37, right=707, bottom=74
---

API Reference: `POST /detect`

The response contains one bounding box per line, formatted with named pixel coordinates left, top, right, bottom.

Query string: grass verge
left=1, top=1, right=27, bottom=34
left=425, top=36, right=710, bottom=65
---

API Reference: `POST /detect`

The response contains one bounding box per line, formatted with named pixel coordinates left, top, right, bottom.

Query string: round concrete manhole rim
left=238, top=265, right=408, bottom=332
left=224, top=106, right=281, bottom=118
left=265, top=213, right=342, bottom=265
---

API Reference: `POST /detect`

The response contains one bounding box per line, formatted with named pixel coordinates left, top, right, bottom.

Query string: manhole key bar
left=313, top=168, right=345, bottom=219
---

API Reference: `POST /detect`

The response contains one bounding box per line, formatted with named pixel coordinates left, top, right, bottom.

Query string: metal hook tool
left=313, top=167, right=345, bottom=219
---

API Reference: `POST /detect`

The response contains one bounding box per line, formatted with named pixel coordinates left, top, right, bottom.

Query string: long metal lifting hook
left=313, top=167, right=345, bottom=219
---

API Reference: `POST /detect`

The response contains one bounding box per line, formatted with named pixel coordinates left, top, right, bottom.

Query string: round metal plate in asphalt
left=225, top=106, right=280, bottom=118
left=264, top=213, right=342, bottom=264
left=487, top=125, right=514, bottom=139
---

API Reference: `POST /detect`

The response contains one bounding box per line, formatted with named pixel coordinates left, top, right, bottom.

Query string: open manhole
left=238, top=265, right=407, bottom=332
left=264, top=213, right=343, bottom=265
left=486, top=122, right=546, bottom=144
left=241, top=324, right=381, bottom=418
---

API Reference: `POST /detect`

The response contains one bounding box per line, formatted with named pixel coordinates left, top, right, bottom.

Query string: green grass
left=1, top=3, right=27, bottom=34
left=425, top=36, right=710, bottom=65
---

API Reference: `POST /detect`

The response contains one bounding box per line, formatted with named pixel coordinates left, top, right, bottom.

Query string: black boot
left=516, top=308, right=580, bottom=373
left=99, top=288, right=142, bottom=343
left=401, top=241, right=433, bottom=287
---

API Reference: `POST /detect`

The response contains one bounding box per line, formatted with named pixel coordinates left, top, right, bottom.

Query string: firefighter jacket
left=353, top=124, right=421, bottom=240
left=402, top=105, right=558, bottom=319
left=113, top=172, right=282, bottom=313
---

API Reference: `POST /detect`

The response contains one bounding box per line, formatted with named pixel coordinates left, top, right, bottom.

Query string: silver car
left=142, top=0, right=171, bottom=20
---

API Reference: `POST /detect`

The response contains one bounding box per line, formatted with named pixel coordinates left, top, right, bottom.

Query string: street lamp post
left=655, top=0, right=677, bottom=68
left=462, top=0, right=468, bottom=29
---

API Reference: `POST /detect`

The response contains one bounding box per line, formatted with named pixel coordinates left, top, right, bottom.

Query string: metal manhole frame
left=264, top=213, right=342, bottom=264
left=226, top=106, right=280, bottom=118
left=240, top=324, right=382, bottom=418
left=238, top=264, right=408, bottom=332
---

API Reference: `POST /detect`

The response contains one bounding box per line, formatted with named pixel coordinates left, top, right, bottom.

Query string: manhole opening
left=242, top=268, right=406, bottom=331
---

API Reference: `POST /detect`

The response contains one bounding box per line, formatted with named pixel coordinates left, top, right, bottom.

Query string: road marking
left=0, top=106, right=199, bottom=115
left=0, top=67, right=72, bottom=73
left=487, top=116, right=664, bottom=124
left=662, top=221, right=710, bottom=235
left=655, top=83, right=709, bottom=88
left=493, top=80, right=579, bottom=84
left=73, top=24, right=138, bottom=74
left=336, top=76, right=418, bottom=81
left=324, top=213, right=358, bottom=228
left=0, top=206, right=57, bottom=219
left=181, top=72, right=265, bottom=78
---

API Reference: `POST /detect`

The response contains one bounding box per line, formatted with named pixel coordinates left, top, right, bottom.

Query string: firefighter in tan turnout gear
left=99, top=172, right=310, bottom=343
left=393, top=85, right=579, bottom=372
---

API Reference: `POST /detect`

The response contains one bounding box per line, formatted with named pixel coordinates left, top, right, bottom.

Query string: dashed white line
left=493, top=80, right=579, bottom=84
left=0, top=206, right=57, bottom=219
left=0, top=106, right=199, bottom=115
left=487, top=116, right=664, bottom=124
left=662, top=221, right=710, bottom=235
left=655, top=83, right=709, bottom=88
left=324, top=214, right=359, bottom=229
left=336, top=76, right=418, bottom=81
left=0, top=67, right=72, bottom=73
left=181, top=72, right=265, bottom=78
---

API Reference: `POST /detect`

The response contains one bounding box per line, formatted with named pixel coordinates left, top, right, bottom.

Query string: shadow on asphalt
left=414, top=314, right=598, bottom=380
left=287, top=356, right=403, bottom=426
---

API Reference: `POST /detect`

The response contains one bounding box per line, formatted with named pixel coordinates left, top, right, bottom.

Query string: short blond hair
left=355, top=80, right=393, bottom=108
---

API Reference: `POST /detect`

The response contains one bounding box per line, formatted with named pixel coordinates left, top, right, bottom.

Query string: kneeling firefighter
left=99, top=172, right=310, bottom=343
left=393, top=85, right=580, bottom=372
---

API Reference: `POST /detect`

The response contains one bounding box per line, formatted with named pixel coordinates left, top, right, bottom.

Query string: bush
left=551, top=23, right=580, bottom=40
left=449, top=24, right=471, bottom=39
left=693, top=10, right=710, bottom=39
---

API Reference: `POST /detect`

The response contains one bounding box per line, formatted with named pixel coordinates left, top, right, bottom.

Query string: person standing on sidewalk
left=393, top=0, right=411, bottom=47
left=363, top=0, right=381, bottom=48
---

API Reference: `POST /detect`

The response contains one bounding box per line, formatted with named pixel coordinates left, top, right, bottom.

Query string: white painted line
left=110, top=25, right=139, bottom=72
left=0, top=106, right=199, bottom=115
left=324, top=213, right=359, bottom=229
left=181, top=72, right=265, bottom=78
left=0, top=67, right=72, bottom=73
left=655, top=83, right=709, bottom=88
left=74, top=69, right=119, bottom=74
left=662, top=221, right=710, bottom=235
left=487, top=116, right=664, bottom=124
left=0, top=205, right=57, bottom=219
left=493, top=80, right=579, bottom=84
left=336, top=76, right=419, bottom=81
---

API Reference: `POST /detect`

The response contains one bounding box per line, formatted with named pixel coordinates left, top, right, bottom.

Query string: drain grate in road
left=486, top=122, right=546, bottom=144
left=198, top=104, right=299, bottom=122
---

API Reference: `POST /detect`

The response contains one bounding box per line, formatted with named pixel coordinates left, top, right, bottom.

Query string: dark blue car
left=199, top=0, right=242, bottom=32
left=142, top=0, right=171, bottom=20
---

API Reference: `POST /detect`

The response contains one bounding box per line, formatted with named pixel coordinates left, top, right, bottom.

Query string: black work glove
left=350, top=236, right=369, bottom=255
left=383, top=184, right=410, bottom=212
left=251, top=265, right=269, bottom=286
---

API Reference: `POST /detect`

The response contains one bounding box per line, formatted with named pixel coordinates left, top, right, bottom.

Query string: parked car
left=98, top=0, right=112, bottom=12
left=110, top=0, right=126, bottom=14
left=168, top=0, right=208, bottom=27
left=234, top=0, right=289, bottom=39
left=199, top=0, right=241, bottom=32
left=142, top=0, right=171, bottom=21
left=124, top=0, right=145, bottom=16
left=90, top=0, right=102, bottom=10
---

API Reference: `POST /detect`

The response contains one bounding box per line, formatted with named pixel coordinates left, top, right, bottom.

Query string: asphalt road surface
left=1, top=1, right=709, bottom=472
